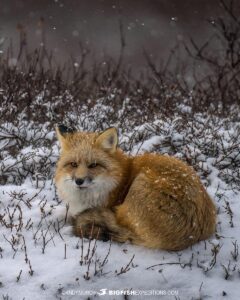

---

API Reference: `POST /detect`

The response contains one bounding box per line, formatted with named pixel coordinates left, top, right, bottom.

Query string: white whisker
left=64, top=178, right=72, bottom=182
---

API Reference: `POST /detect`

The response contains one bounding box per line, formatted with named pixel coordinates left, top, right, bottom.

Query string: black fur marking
left=99, top=229, right=111, bottom=242
left=77, top=222, right=114, bottom=242
left=58, top=124, right=75, bottom=136
left=108, top=135, right=114, bottom=145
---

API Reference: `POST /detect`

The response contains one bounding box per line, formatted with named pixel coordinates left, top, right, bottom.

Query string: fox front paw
left=72, top=213, right=112, bottom=242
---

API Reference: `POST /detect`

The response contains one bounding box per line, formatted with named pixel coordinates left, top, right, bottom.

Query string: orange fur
left=55, top=126, right=216, bottom=250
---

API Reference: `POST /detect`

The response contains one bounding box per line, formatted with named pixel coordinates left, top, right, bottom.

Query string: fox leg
left=72, top=207, right=140, bottom=243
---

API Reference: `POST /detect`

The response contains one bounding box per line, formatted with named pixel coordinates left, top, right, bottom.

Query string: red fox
left=55, top=125, right=216, bottom=250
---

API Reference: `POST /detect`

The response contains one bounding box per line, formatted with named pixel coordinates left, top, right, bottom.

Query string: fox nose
left=75, top=178, right=85, bottom=186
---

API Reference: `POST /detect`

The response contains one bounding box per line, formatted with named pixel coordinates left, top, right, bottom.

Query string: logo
left=98, top=288, right=108, bottom=296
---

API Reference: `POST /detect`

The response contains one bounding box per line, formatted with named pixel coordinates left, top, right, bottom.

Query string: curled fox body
left=55, top=126, right=216, bottom=250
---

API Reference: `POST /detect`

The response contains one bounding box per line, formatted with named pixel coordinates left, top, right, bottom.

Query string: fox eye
left=70, top=162, right=78, bottom=168
left=88, top=162, right=98, bottom=169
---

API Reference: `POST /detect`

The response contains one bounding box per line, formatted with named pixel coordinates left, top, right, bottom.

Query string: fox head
left=55, top=125, right=127, bottom=213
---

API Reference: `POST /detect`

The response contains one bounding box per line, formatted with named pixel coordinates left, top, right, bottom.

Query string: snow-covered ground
left=0, top=100, right=240, bottom=300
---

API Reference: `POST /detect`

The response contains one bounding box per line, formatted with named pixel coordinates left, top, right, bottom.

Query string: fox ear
left=55, top=124, right=76, bottom=149
left=95, top=128, right=118, bottom=153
